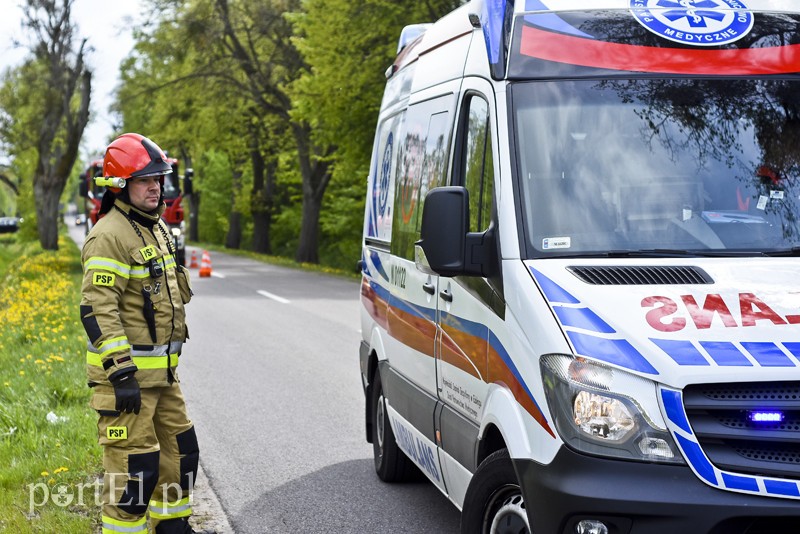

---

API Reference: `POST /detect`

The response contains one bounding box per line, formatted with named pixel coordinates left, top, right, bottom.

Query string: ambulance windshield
left=513, top=78, right=800, bottom=257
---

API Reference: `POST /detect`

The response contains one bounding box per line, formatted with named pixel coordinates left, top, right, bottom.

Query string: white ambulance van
left=359, top=1, right=800, bottom=532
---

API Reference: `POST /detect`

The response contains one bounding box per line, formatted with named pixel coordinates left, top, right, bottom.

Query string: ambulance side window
left=391, top=97, right=452, bottom=260
left=460, top=94, right=494, bottom=232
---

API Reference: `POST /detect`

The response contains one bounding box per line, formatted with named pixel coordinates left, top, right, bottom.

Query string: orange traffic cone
left=199, top=250, right=212, bottom=278
left=189, top=250, right=199, bottom=269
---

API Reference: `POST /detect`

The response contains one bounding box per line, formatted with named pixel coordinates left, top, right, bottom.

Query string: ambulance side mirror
left=415, top=186, right=496, bottom=278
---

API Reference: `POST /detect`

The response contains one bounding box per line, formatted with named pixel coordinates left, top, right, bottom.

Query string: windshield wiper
left=762, top=247, right=800, bottom=257
left=537, top=248, right=778, bottom=259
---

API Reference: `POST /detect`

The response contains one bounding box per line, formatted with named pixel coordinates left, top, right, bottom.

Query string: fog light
left=637, top=436, right=675, bottom=459
left=576, top=519, right=609, bottom=534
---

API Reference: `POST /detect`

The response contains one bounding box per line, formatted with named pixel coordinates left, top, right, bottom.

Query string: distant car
left=0, top=217, right=20, bottom=233
left=75, top=213, right=87, bottom=226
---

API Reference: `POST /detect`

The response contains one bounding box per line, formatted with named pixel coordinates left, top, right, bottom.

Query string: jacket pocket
left=176, top=265, right=193, bottom=304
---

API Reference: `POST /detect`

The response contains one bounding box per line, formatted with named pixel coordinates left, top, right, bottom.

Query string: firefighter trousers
left=91, top=382, right=199, bottom=534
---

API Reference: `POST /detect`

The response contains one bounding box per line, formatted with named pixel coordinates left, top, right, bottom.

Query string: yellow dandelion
left=34, top=359, right=44, bottom=365
left=26, top=354, right=32, bottom=360
left=41, top=471, right=49, bottom=477
left=18, top=371, right=25, bottom=376
left=48, top=478, right=55, bottom=486
left=19, top=358, right=25, bottom=363
left=3, top=382, right=9, bottom=387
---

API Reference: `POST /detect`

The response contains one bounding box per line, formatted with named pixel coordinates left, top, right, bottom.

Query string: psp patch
left=139, top=245, right=157, bottom=261
left=92, top=272, right=116, bottom=287
left=106, top=426, right=128, bottom=440
left=631, top=0, right=754, bottom=47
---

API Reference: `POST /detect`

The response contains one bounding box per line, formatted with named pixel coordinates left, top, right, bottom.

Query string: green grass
left=0, top=233, right=102, bottom=532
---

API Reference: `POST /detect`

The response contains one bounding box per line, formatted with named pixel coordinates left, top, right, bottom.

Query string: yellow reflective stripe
left=97, top=336, right=129, bottom=350
left=163, top=254, right=177, bottom=270
left=85, top=257, right=131, bottom=279
left=87, top=354, right=178, bottom=369
left=148, top=496, right=192, bottom=519
left=123, top=354, right=180, bottom=370
left=87, top=337, right=131, bottom=367
left=87, top=352, right=102, bottom=367
left=129, top=265, right=149, bottom=279
left=101, top=514, right=147, bottom=533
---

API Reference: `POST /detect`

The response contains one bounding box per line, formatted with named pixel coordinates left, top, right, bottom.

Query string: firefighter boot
left=154, top=517, right=217, bottom=534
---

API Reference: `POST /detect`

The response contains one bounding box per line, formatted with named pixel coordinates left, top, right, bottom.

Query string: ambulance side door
left=382, top=88, right=459, bottom=490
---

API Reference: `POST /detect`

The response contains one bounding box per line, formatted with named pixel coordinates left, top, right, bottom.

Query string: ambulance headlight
left=541, top=355, right=684, bottom=464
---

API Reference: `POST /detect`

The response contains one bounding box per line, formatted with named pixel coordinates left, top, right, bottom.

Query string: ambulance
left=358, top=1, right=800, bottom=533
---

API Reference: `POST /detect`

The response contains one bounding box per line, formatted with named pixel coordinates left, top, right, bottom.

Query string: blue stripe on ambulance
left=652, top=339, right=799, bottom=368
left=530, top=266, right=659, bottom=375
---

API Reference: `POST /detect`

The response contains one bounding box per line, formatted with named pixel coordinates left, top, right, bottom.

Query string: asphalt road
left=178, top=247, right=460, bottom=533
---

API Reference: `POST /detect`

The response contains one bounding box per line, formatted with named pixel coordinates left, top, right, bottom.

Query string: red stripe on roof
left=519, top=25, right=800, bottom=75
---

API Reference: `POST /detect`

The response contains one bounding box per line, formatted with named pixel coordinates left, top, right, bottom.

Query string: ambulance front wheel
left=371, top=369, right=418, bottom=482
left=461, top=448, right=531, bottom=534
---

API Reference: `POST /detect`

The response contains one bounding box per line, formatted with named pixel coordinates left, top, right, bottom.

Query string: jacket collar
left=114, top=198, right=165, bottom=229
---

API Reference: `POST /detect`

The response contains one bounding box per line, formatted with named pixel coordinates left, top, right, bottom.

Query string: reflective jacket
left=80, top=199, right=192, bottom=388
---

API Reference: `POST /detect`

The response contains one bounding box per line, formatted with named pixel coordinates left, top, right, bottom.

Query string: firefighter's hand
left=111, top=372, right=141, bottom=415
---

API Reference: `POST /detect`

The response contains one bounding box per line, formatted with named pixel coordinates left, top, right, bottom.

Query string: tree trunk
left=250, top=144, right=273, bottom=255
left=225, top=169, right=242, bottom=249
left=295, top=189, right=323, bottom=263
left=33, top=176, right=62, bottom=250
left=188, top=191, right=200, bottom=242
left=292, top=122, right=332, bottom=264
left=180, top=150, right=200, bottom=243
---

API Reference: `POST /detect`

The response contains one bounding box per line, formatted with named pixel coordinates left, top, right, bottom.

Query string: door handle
left=439, top=289, right=453, bottom=302
left=423, top=282, right=435, bottom=295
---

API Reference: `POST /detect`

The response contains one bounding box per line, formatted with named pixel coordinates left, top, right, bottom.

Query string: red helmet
left=103, top=133, right=172, bottom=192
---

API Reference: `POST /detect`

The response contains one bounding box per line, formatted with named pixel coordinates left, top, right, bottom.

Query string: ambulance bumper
left=515, top=446, right=800, bottom=534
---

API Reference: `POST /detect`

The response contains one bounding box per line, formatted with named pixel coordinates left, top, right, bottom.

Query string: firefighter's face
left=128, top=176, right=162, bottom=212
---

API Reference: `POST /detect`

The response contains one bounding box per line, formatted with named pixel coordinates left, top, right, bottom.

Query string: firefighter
left=79, top=133, right=214, bottom=534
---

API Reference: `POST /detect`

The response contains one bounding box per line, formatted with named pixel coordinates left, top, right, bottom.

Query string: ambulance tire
left=461, top=448, right=530, bottom=534
left=371, top=370, right=419, bottom=482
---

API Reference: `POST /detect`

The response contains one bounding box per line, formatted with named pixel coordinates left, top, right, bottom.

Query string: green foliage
left=195, top=150, right=234, bottom=244
left=112, top=0, right=467, bottom=269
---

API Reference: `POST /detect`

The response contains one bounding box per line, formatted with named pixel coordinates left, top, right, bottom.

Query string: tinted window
left=391, top=98, right=451, bottom=260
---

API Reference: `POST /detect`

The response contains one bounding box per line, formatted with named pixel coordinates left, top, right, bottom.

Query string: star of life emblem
left=631, top=0, right=754, bottom=46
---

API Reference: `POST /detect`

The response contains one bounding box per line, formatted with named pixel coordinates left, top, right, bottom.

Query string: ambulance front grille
left=568, top=265, right=713, bottom=285
left=683, top=382, right=800, bottom=480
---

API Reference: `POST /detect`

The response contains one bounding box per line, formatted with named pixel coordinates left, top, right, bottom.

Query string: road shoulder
left=192, top=463, right=234, bottom=533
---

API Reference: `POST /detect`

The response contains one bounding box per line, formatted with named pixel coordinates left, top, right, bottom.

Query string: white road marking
left=257, top=290, right=290, bottom=304
left=211, top=272, right=225, bottom=279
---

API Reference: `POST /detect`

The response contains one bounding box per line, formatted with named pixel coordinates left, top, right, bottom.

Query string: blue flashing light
left=749, top=411, right=784, bottom=423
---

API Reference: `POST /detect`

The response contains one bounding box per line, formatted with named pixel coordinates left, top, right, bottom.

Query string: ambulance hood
left=525, top=258, right=800, bottom=388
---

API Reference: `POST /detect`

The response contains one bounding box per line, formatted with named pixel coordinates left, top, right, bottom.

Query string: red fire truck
left=79, top=156, right=190, bottom=266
